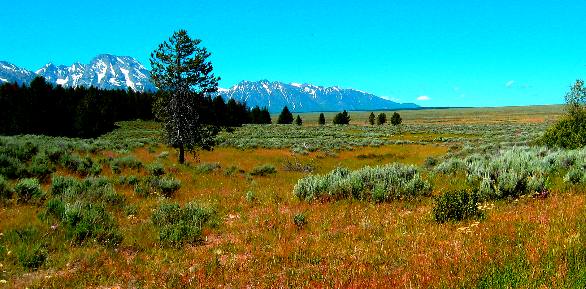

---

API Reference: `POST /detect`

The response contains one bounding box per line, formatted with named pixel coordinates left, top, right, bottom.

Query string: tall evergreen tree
left=318, top=113, right=326, bottom=125
left=295, top=115, right=303, bottom=126
left=390, top=112, right=402, bottom=126
left=377, top=113, right=387, bottom=125
left=368, top=112, right=375, bottom=125
left=260, top=107, right=272, bottom=124
left=277, top=106, right=294, bottom=124
left=333, top=110, right=350, bottom=125
left=150, top=30, right=220, bottom=164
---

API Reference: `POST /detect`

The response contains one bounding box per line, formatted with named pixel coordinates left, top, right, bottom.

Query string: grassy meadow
left=4, top=105, right=586, bottom=288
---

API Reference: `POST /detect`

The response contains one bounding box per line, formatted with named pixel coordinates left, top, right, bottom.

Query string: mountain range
left=0, top=54, right=419, bottom=112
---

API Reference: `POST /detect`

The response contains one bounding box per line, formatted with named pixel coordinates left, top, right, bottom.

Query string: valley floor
left=2, top=105, right=586, bottom=288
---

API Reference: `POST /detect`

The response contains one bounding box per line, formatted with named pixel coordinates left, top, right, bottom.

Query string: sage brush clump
left=293, top=163, right=431, bottom=202
left=433, top=190, right=483, bottom=223
left=151, top=202, right=216, bottom=247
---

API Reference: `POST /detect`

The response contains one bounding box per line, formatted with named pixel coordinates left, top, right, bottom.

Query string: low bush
left=193, top=162, right=221, bottom=174
left=148, top=163, right=166, bottom=176
left=14, top=178, right=44, bottom=204
left=293, top=213, right=308, bottom=229
left=564, top=168, right=585, bottom=185
left=0, top=175, right=12, bottom=203
left=110, top=156, right=143, bottom=173
left=250, top=164, right=277, bottom=176
left=45, top=199, right=122, bottom=247
left=151, top=202, right=216, bottom=247
left=224, top=165, right=245, bottom=176
left=0, top=154, right=26, bottom=179
left=134, top=176, right=181, bottom=198
left=3, top=226, right=47, bottom=270
left=433, top=190, right=483, bottom=223
left=293, top=164, right=431, bottom=202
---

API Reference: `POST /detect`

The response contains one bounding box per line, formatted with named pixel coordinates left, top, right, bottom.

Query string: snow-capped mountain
left=1, top=56, right=419, bottom=112
left=217, top=80, right=419, bottom=113
left=0, top=61, right=36, bottom=85
left=1, top=54, right=155, bottom=92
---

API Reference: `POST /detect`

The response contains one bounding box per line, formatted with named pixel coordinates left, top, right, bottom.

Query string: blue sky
left=1, top=0, right=585, bottom=107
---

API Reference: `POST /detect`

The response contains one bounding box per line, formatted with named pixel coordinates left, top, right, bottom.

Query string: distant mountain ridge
left=1, top=55, right=419, bottom=112
left=217, top=80, right=419, bottom=113
left=1, top=54, right=155, bottom=92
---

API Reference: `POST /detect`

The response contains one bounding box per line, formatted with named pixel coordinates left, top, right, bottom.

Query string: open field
left=3, top=105, right=586, bottom=288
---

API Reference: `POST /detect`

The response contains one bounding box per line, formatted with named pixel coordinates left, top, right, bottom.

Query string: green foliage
left=318, top=113, right=326, bottom=125
left=293, top=213, right=308, bottom=229
left=368, top=112, right=376, bottom=125
left=564, top=168, right=585, bottom=185
left=277, top=106, right=294, bottom=124
left=295, top=115, right=303, bottom=126
left=193, top=162, right=221, bottom=174
left=332, top=110, right=351, bottom=125
left=14, top=178, right=44, bottom=204
left=3, top=226, right=48, bottom=270
left=376, top=113, right=387, bottom=125
left=224, top=165, right=245, bottom=176
left=134, top=176, right=181, bottom=198
left=110, top=156, right=143, bottom=172
left=151, top=202, right=216, bottom=247
left=148, top=162, right=166, bottom=176
left=250, top=106, right=272, bottom=124
left=250, top=164, right=277, bottom=176
left=0, top=175, right=12, bottom=203
left=245, top=191, right=256, bottom=202
left=150, top=30, right=221, bottom=164
left=0, top=76, right=154, bottom=137
left=541, top=80, right=586, bottom=149
left=293, top=163, right=431, bottom=202
left=390, top=112, right=402, bottom=126
left=432, top=190, right=483, bottom=223
left=424, top=156, right=438, bottom=168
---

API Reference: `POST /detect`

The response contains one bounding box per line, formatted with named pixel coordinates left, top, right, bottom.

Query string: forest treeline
left=0, top=76, right=270, bottom=137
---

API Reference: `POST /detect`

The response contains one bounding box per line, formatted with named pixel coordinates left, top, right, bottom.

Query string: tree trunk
left=178, top=144, right=185, bottom=164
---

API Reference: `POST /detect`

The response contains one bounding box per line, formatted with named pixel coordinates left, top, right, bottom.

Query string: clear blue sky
left=1, top=0, right=585, bottom=107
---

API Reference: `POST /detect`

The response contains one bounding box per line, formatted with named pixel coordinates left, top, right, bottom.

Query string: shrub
left=224, top=165, right=245, bottom=176
left=151, top=202, right=216, bottom=247
left=50, top=175, right=77, bottom=196
left=110, top=156, right=142, bottom=172
left=564, top=168, right=585, bottom=185
left=46, top=201, right=122, bottom=247
left=28, top=153, right=55, bottom=179
left=193, top=162, right=221, bottom=174
left=134, top=176, right=181, bottom=198
left=157, top=177, right=181, bottom=197
left=0, top=154, right=26, bottom=179
left=0, top=175, right=12, bottom=203
left=293, top=164, right=431, bottom=202
left=433, top=190, right=483, bottom=223
left=250, top=164, right=277, bottom=176
left=293, top=213, right=308, bottom=229
left=245, top=190, right=256, bottom=202
left=148, top=163, right=166, bottom=176
left=14, top=178, right=44, bottom=204
left=4, top=226, right=47, bottom=270
left=424, top=156, right=438, bottom=168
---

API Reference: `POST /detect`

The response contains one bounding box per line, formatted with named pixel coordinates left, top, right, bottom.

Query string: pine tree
left=318, top=113, right=326, bottom=125
left=277, top=106, right=294, bottom=124
left=295, top=115, right=302, bottom=125
left=390, top=112, right=402, bottom=126
left=333, top=110, right=350, bottom=125
left=260, top=107, right=272, bottom=124
left=150, top=30, right=220, bottom=164
left=368, top=112, right=375, bottom=125
left=377, top=113, right=387, bottom=125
